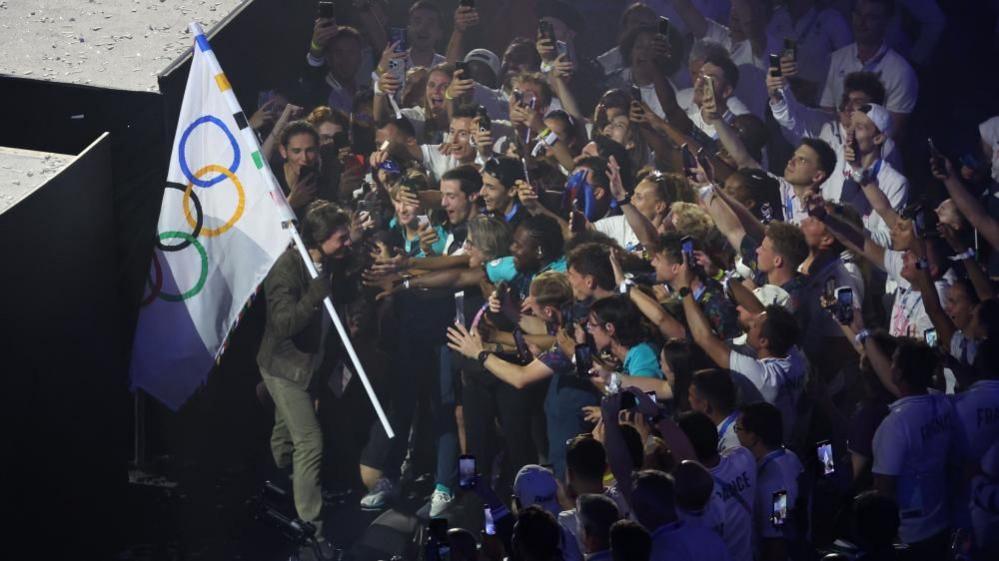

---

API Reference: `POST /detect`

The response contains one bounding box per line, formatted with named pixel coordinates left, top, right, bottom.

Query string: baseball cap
left=858, top=103, right=891, bottom=136
left=514, top=464, right=561, bottom=516
left=464, top=49, right=501, bottom=80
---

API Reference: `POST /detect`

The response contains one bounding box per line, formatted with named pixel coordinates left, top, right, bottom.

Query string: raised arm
left=445, top=5, right=480, bottom=63
left=933, top=156, right=999, bottom=249
left=446, top=324, right=554, bottom=390
left=939, top=223, right=995, bottom=301
left=706, top=101, right=761, bottom=169
left=672, top=0, right=708, bottom=38
left=859, top=324, right=901, bottom=398
left=703, top=186, right=749, bottom=251
left=677, top=265, right=732, bottom=368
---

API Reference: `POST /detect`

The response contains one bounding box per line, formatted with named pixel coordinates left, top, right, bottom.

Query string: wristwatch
left=477, top=351, right=492, bottom=365
left=678, top=287, right=692, bottom=298
left=616, top=193, right=632, bottom=207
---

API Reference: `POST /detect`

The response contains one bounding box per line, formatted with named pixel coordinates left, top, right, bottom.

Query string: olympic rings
left=157, top=182, right=203, bottom=252
left=182, top=164, right=245, bottom=237
left=154, top=231, right=209, bottom=301
left=178, top=115, right=241, bottom=187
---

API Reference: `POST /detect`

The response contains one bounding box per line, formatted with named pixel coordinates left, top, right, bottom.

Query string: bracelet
left=854, top=329, right=870, bottom=345
left=618, top=279, right=634, bottom=294
left=949, top=248, right=975, bottom=261
left=477, top=350, right=492, bottom=365
left=616, top=194, right=632, bottom=206
left=444, top=90, right=455, bottom=101
left=310, top=40, right=323, bottom=52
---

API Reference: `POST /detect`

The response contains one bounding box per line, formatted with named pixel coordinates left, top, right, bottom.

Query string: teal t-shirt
left=389, top=217, right=448, bottom=257
left=623, top=342, right=663, bottom=379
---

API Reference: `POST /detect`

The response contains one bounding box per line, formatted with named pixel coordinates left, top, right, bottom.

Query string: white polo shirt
left=952, top=380, right=999, bottom=464
left=765, top=6, right=853, bottom=87
left=770, top=174, right=810, bottom=225
left=729, top=346, right=808, bottom=439
left=710, top=446, right=757, bottom=561
left=872, top=393, right=957, bottom=543
left=820, top=43, right=918, bottom=114
left=949, top=330, right=979, bottom=367
left=753, top=448, right=803, bottom=546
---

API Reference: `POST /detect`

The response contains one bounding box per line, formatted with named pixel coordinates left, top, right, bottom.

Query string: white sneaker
left=428, top=488, right=454, bottom=518
left=359, top=478, right=395, bottom=510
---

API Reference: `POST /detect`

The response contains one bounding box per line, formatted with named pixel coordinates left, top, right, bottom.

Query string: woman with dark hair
left=586, top=295, right=672, bottom=400
left=721, top=167, right=784, bottom=223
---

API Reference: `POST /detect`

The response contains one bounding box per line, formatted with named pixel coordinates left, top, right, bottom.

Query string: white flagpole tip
left=188, top=22, right=205, bottom=36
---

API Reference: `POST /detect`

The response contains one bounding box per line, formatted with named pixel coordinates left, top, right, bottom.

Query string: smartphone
left=483, top=507, right=496, bottom=535
left=388, top=27, right=408, bottom=53
left=455, top=290, right=466, bottom=326
left=458, top=454, right=476, bottom=489
left=924, top=328, right=938, bottom=347
left=695, top=146, right=713, bottom=183
left=928, top=138, right=945, bottom=170
left=630, top=85, right=643, bottom=103
left=455, top=60, right=469, bottom=76
left=555, top=40, right=569, bottom=60
left=317, top=1, right=334, bottom=19
left=834, top=287, right=854, bottom=325
left=512, top=89, right=525, bottom=106
left=913, top=207, right=939, bottom=238
left=538, top=19, right=556, bottom=43
left=702, top=75, right=715, bottom=103
left=783, top=38, right=796, bottom=61
left=658, top=16, right=671, bottom=40
left=768, top=54, right=782, bottom=77
left=680, top=235, right=695, bottom=264
left=476, top=105, right=491, bottom=133
left=680, top=143, right=698, bottom=180
left=816, top=440, right=835, bottom=476
left=574, top=332, right=593, bottom=378
left=357, top=199, right=372, bottom=214
left=771, top=490, right=788, bottom=527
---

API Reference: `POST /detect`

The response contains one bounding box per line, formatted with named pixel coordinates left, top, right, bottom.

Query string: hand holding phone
left=816, top=440, right=834, bottom=476
left=771, top=491, right=788, bottom=527
left=769, top=54, right=782, bottom=77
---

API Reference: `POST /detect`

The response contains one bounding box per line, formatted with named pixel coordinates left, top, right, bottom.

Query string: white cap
left=513, top=464, right=560, bottom=516
left=464, top=49, right=502, bottom=80
left=859, top=103, right=891, bottom=135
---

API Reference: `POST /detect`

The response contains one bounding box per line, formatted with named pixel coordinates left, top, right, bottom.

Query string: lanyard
left=717, top=413, right=739, bottom=451
left=783, top=185, right=796, bottom=222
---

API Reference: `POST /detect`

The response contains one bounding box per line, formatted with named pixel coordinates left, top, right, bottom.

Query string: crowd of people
left=245, top=1, right=999, bottom=560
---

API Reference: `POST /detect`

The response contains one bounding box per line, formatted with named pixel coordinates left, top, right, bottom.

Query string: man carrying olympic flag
left=130, top=24, right=391, bottom=555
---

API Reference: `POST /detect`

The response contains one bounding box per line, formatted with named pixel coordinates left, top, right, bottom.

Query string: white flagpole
left=188, top=22, right=394, bottom=438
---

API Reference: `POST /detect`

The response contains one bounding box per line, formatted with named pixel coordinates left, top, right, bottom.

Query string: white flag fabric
left=130, top=26, right=293, bottom=410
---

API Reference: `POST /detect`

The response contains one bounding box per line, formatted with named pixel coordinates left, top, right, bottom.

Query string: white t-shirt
left=883, top=250, right=949, bottom=339
left=772, top=174, right=811, bottom=225
left=594, top=214, right=641, bottom=251
left=419, top=145, right=485, bottom=182
left=821, top=159, right=909, bottom=244
left=710, top=446, right=757, bottom=561
left=729, top=346, right=808, bottom=439
left=872, top=393, right=957, bottom=543
left=952, top=380, right=999, bottom=464
left=649, top=520, right=734, bottom=561
left=820, top=43, right=918, bottom=114
left=765, top=7, right=853, bottom=87
left=753, top=448, right=803, bottom=545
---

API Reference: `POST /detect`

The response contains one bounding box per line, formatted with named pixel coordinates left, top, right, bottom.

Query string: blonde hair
left=670, top=202, right=715, bottom=241
left=466, top=215, right=513, bottom=261
left=530, top=271, right=573, bottom=308
left=306, top=105, right=349, bottom=129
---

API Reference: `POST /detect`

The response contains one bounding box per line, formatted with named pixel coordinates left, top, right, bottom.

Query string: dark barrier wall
left=1, top=134, right=123, bottom=556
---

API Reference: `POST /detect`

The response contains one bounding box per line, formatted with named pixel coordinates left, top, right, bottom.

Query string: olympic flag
left=129, top=24, right=295, bottom=410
